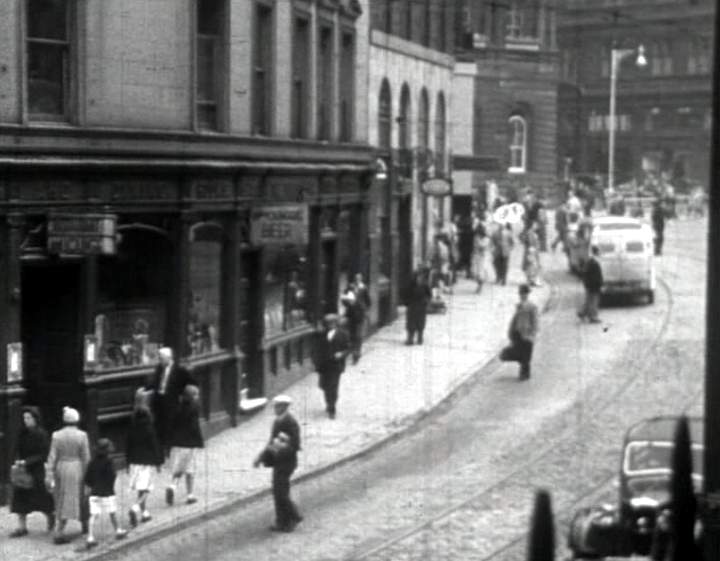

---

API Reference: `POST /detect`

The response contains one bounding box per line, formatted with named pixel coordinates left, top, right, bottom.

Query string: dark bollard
left=527, top=488, right=555, bottom=561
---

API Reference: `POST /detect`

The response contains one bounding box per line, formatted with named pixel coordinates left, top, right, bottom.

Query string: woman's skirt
left=53, top=460, right=84, bottom=520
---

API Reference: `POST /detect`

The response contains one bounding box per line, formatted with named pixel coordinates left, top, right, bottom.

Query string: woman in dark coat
left=10, top=406, right=55, bottom=537
left=405, top=269, right=432, bottom=345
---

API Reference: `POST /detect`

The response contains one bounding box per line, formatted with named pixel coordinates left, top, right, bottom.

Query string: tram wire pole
left=703, top=2, right=720, bottom=558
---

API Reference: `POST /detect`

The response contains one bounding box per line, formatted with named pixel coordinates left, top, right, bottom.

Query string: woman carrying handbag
left=9, top=406, right=55, bottom=537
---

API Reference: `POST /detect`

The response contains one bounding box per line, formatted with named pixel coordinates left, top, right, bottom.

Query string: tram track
left=345, top=273, right=680, bottom=561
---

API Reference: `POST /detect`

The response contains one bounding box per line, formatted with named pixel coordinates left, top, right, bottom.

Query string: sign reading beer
left=421, top=178, right=452, bottom=197
left=47, top=213, right=118, bottom=255
left=250, top=205, right=309, bottom=245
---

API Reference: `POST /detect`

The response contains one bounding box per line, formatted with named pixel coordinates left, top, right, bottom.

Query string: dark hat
left=519, top=283, right=531, bottom=295
left=96, top=438, right=113, bottom=455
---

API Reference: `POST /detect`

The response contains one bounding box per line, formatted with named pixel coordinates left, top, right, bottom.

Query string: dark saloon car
left=567, top=416, right=703, bottom=560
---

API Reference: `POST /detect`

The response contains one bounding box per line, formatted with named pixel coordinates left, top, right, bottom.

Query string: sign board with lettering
left=421, top=178, right=452, bottom=197
left=250, top=205, right=309, bottom=246
left=47, top=213, right=118, bottom=255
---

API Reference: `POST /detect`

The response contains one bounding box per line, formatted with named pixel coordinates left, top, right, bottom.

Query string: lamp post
left=608, top=45, right=646, bottom=193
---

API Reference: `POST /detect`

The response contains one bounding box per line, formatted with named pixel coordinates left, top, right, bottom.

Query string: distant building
left=453, top=0, right=561, bottom=213
left=0, top=0, right=372, bottom=501
left=558, top=0, right=714, bottom=191
left=368, top=0, right=456, bottom=299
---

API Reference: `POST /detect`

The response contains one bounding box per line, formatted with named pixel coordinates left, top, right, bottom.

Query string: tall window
left=398, top=84, right=412, bottom=178
left=317, top=24, right=334, bottom=140
left=434, top=93, right=446, bottom=175
left=508, top=115, right=527, bottom=173
left=253, top=3, right=273, bottom=135
left=651, top=42, right=673, bottom=76
left=688, top=37, right=710, bottom=74
left=291, top=16, right=310, bottom=138
left=378, top=80, right=392, bottom=149
left=196, top=0, right=225, bottom=130
left=506, top=3, right=523, bottom=39
left=417, top=89, right=430, bottom=177
left=339, top=31, right=355, bottom=142
left=26, top=0, right=71, bottom=120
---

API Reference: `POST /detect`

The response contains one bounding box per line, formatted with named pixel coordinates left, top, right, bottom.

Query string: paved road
left=112, top=217, right=707, bottom=561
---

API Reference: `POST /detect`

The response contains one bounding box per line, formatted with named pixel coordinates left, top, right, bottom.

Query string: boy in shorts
left=166, top=385, right=204, bottom=506
left=83, top=438, right=127, bottom=548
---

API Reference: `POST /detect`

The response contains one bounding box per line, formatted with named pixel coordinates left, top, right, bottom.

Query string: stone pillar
left=170, top=210, right=194, bottom=358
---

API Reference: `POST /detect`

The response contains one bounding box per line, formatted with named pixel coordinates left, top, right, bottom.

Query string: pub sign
left=250, top=205, right=309, bottom=245
left=47, top=213, right=118, bottom=255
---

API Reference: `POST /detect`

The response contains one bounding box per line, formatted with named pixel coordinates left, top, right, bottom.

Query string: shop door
left=320, top=238, right=337, bottom=315
left=239, top=249, right=263, bottom=398
left=21, top=263, right=83, bottom=430
left=398, top=196, right=413, bottom=304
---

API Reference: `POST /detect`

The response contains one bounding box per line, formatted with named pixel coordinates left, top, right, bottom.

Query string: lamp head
left=636, top=44, right=647, bottom=67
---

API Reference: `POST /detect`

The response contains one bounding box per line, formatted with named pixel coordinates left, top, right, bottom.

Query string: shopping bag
left=10, top=462, right=34, bottom=489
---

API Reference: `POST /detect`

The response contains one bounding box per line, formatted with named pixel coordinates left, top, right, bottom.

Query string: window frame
left=194, top=0, right=228, bottom=132
left=25, top=0, right=74, bottom=122
left=291, top=13, right=311, bottom=139
left=508, top=114, right=528, bottom=174
left=378, top=80, right=392, bottom=149
left=252, top=1, right=275, bottom=136
left=339, top=28, right=355, bottom=142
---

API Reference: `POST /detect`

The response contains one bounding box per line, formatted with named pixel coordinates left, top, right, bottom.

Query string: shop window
left=96, top=228, right=172, bottom=370
left=508, top=114, right=527, bottom=173
left=196, top=0, right=226, bottom=130
left=188, top=224, right=223, bottom=357
left=26, top=0, right=72, bottom=120
left=263, top=245, right=309, bottom=338
left=253, top=2, right=273, bottom=135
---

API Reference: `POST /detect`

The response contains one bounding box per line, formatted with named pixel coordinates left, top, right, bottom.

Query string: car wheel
left=647, top=290, right=655, bottom=305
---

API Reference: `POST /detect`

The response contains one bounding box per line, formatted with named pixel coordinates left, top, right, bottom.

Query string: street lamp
left=608, top=45, right=647, bottom=193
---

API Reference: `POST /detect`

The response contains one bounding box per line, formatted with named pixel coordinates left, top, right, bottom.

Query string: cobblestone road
left=106, top=217, right=706, bottom=561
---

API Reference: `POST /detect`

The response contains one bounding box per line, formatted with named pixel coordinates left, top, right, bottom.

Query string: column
left=170, top=211, right=194, bottom=357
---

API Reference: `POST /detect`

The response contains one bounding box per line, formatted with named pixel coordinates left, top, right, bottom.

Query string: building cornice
left=370, top=30, right=455, bottom=69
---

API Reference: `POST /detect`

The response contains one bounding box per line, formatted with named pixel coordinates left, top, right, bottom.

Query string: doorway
left=320, top=238, right=338, bottom=315
left=21, top=262, right=83, bottom=431
left=397, top=196, right=413, bottom=304
left=239, top=249, right=263, bottom=398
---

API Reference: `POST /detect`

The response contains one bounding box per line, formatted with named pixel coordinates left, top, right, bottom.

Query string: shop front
left=0, top=162, right=371, bottom=502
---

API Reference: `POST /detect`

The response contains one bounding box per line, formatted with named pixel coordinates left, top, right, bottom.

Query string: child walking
left=126, top=388, right=164, bottom=527
left=165, top=385, right=204, bottom=506
left=83, top=438, right=127, bottom=548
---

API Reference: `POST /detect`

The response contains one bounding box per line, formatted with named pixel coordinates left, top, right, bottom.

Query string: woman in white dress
left=472, top=220, right=489, bottom=293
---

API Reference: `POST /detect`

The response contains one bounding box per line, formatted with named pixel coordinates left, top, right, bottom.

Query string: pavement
left=1, top=248, right=553, bottom=561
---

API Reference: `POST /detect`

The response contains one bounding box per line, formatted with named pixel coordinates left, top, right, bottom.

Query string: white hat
left=62, top=406, right=80, bottom=424
left=159, top=347, right=173, bottom=360
left=273, top=395, right=292, bottom=405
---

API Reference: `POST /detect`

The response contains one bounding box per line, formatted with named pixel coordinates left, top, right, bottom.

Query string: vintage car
left=567, top=416, right=704, bottom=560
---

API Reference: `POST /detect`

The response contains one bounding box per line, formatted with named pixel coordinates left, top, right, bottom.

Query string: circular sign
left=492, top=202, right=526, bottom=225
left=421, top=178, right=451, bottom=197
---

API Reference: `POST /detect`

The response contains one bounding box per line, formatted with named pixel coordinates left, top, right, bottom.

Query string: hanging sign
left=421, top=178, right=451, bottom=197
left=250, top=204, right=309, bottom=245
left=47, top=213, right=118, bottom=255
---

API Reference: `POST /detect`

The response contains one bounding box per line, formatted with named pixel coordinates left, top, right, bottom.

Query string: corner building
left=0, top=0, right=372, bottom=500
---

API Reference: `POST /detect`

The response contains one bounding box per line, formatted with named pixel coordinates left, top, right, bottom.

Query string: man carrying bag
left=500, top=284, right=539, bottom=380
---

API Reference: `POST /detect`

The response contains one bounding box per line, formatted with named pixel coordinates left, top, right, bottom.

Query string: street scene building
left=558, top=0, right=714, bottom=191
left=0, top=0, right=718, bottom=559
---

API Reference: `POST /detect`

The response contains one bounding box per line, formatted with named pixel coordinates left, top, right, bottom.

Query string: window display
left=264, top=245, right=309, bottom=338
left=188, top=227, right=223, bottom=356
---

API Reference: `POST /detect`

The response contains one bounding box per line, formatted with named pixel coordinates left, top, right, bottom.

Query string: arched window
left=417, top=88, right=429, bottom=151
left=508, top=115, right=527, bottom=174
left=398, top=84, right=412, bottom=177
left=378, top=79, right=392, bottom=149
left=434, top=92, right=446, bottom=175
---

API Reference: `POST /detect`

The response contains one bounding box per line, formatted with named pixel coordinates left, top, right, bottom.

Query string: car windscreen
left=624, top=441, right=704, bottom=476
left=625, top=241, right=646, bottom=253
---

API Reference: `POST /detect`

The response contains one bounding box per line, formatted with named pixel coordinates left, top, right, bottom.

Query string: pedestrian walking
left=341, top=283, right=366, bottom=365
left=46, top=406, right=91, bottom=544
left=126, top=388, right=163, bottom=527
left=165, top=385, right=203, bottom=506
left=471, top=220, right=489, bottom=293
left=551, top=202, right=569, bottom=253
left=501, top=284, right=539, bottom=380
left=268, top=395, right=301, bottom=453
left=521, top=223, right=542, bottom=287
left=492, top=223, right=514, bottom=285
left=313, top=314, right=350, bottom=419
left=83, top=438, right=127, bottom=548
left=651, top=198, right=666, bottom=256
left=253, top=431, right=302, bottom=532
left=9, top=406, right=55, bottom=537
left=145, top=347, right=196, bottom=456
left=404, top=269, right=432, bottom=345
left=578, top=245, right=604, bottom=324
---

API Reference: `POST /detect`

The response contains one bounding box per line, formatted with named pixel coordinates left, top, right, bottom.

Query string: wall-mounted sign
left=84, top=335, right=99, bottom=370
left=421, top=178, right=452, bottom=197
left=7, top=343, right=22, bottom=383
left=250, top=205, right=309, bottom=245
left=47, top=213, right=118, bottom=255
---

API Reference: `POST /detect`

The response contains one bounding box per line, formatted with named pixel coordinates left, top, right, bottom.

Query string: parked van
left=590, top=216, right=656, bottom=304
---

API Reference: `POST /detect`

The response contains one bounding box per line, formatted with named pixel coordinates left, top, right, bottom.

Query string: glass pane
left=27, top=0, right=67, bottom=40
left=197, top=103, right=217, bottom=130
left=189, top=237, right=223, bottom=356
left=197, top=0, right=223, bottom=35
left=263, top=246, right=309, bottom=337
left=197, top=36, right=216, bottom=101
left=27, top=42, right=65, bottom=115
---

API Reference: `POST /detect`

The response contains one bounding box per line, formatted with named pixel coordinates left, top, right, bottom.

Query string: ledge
left=262, top=323, right=317, bottom=350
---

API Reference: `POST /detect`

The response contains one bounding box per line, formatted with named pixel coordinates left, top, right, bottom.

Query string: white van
left=589, top=216, right=656, bottom=304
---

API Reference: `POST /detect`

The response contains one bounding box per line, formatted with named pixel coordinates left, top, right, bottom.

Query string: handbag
left=10, top=462, right=34, bottom=489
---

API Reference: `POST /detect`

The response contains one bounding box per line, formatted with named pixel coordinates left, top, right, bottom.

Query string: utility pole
left=703, top=3, right=720, bottom=558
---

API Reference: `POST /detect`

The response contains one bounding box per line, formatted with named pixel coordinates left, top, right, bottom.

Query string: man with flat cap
left=313, top=314, right=350, bottom=419
left=268, top=395, right=301, bottom=454
left=145, top=347, right=196, bottom=456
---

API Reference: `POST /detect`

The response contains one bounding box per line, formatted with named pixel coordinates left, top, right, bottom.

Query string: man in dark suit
left=313, top=314, right=350, bottom=419
left=146, top=347, right=196, bottom=456
left=578, top=245, right=604, bottom=324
